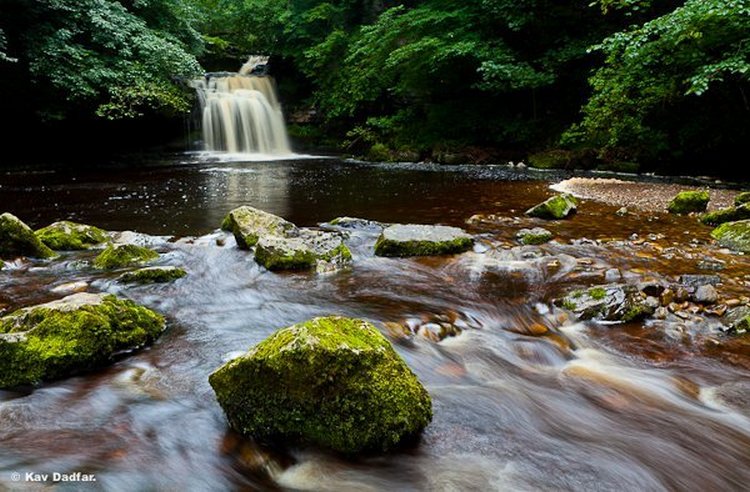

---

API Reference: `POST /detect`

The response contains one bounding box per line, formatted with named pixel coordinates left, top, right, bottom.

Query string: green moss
left=711, top=220, right=750, bottom=253
left=735, top=192, right=750, bottom=206
left=700, top=204, right=750, bottom=226
left=528, top=150, right=575, bottom=169
left=208, top=316, right=432, bottom=454
left=119, top=266, right=187, bottom=284
left=367, top=143, right=392, bottom=162
left=589, top=287, right=607, bottom=300
left=0, top=213, right=56, bottom=259
left=621, top=303, right=652, bottom=323
left=35, top=221, right=108, bottom=251
left=220, top=214, right=233, bottom=232
left=254, top=244, right=318, bottom=271
left=374, top=235, right=473, bottom=257
left=525, top=194, right=577, bottom=220
left=224, top=206, right=297, bottom=249
left=0, top=294, right=164, bottom=388
left=516, top=228, right=553, bottom=245
left=667, top=190, right=709, bottom=214
left=320, top=243, right=353, bottom=262
left=562, top=299, right=578, bottom=311
left=93, top=244, right=159, bottom=270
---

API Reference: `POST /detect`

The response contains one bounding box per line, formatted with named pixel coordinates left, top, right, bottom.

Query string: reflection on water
left=1, top=155, right=750, bottom=490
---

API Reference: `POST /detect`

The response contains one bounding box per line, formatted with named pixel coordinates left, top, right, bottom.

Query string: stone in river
left=516, top=227, right=553, bottom=245
left=93, top=244, right=159, bottom=270
left=254, top=230, right=352, bottom=271
left=119, top=266, right=187, bottom=284
left=693, top=285, right=719, bottom=305
left=374, top=224, right=473, bottom=257
left=35, top=221, right=109, bottom=251
left=0, top=213, right=56, bottom=259
left=222, top=206, right=298, bottom=249
left=667, top=190, right=709, bottom=214
left=679, top=274, right=721, bottom=289
left=555, top=284, right=655, bottom=323
left=0, top=293, right=165, bottom=388
left=209, top=316, right=432, bottom=454
left=711, top=220, right=750, bottom=253
left=699, top=204, right=750, bottom=226
left=525, top=194, right=577, bottom=220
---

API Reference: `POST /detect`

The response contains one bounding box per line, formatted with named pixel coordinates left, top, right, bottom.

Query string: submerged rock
left=93, top=244, right=159, bottom=269
left=711, top=220, right=750, bottom=253
left=209, top=316, right=432, bottom=454
left=35, top=221, right=109, bottom=251
left=223, top=206, right=297, bottom=249
left=0, top=213, right=56, bottom=259
left=516, top=227, right=553, bottom=245
left=699, top=204, right=750, bottom=226
left=254, top=231, right=352, bottom=271
left=525, top=194, right=577, bottom=220
left=374, top=224, right=473, bottom=257
left=0, top=293, right=165, bottom=388
left=119, top=266, right=187, bottom=284
left=555, top=284, right=655, bottom=322
left=667, top=190, right=709, bottom=214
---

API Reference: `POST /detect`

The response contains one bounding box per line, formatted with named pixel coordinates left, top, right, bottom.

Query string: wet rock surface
left=0, top=213, right=55, bottom=259
left=35, top=220, right=109, bottom=251
left=525, top=194, right=577, bottom=220
left=375, top=224, right=473, bottom=257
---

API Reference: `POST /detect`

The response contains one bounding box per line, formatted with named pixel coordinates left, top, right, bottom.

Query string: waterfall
left=192, top=58, right=292, bottom=155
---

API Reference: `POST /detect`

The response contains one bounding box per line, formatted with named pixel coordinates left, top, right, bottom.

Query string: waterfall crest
left=192, top=58, right=291, bottom=155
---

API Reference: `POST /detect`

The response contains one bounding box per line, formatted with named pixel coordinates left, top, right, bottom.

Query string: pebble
left=694, top=285, right=719, bottom=304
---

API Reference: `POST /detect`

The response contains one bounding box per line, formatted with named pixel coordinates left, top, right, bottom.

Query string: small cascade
left=192, top=57, right=291, bottom=154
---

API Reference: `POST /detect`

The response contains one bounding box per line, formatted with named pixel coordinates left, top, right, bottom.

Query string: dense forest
left=0, top=0, right=748, bottom=173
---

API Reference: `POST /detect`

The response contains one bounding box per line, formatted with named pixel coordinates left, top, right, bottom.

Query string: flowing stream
left=1, top=157, right=750, bottom=491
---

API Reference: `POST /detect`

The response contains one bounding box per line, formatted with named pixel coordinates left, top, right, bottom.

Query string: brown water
left=2, top=156, right=750, bottom=491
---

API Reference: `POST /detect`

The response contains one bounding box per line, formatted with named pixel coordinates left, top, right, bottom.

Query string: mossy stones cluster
left=667, top=190, right=709, bottom=214
left=0, top=293, right=165, bottom=388
left=374, top=224, right=473, bottom=257
left=222, top=206, right=352, bottom=272
left=209, top=316, right=432, bottom=454
left=93, top=244, right=159, bottom=269
left=556, top=284, right=655, bottom=322
left=525, top=194, right=577, bottom=220
left=0, top=213, right=56, bottom=259
left=35, top=221, right=109, bottom=250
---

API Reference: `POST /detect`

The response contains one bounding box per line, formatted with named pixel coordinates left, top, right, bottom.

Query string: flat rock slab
left=255, top=230, right=351, bottom=271
left=375, top=224, right=473, bottom=257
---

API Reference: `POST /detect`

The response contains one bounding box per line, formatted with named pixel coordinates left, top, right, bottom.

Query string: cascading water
left=192, top=57, right=292, bottom=154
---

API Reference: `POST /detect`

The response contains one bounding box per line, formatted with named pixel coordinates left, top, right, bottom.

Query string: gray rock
left=697, top=258, right=726, bottom=271
left=604, top=268, right=622, bottom=282
left=255, top=230, right=351, bottom=271
left=374, top=224, right=473, bottom=257
left=516, top=228, right=553, bottom=245
left=327, top=217, right=386, bottom=232
left=693, top=284, right=719, bottom=304
left=724, top=306, right=750, bottom=334
left=555, top=284, right=655, bottom=323
left=679, top=274, right=721, bottom=289
left=223, top=206, right=297, bottom=249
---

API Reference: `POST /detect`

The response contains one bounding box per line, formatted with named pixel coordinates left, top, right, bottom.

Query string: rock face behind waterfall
left=222, top=206, right=352, bottom=271
left=0, top=293, right=165, bottom=388
left=209, top=316, right=433, bottom=454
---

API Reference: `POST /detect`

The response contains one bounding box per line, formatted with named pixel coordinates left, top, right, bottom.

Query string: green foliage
left=567, top=0, right=750, bottom=161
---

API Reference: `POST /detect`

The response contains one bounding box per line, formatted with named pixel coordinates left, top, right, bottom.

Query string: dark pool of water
left=2, top=154, right=750, bottom=491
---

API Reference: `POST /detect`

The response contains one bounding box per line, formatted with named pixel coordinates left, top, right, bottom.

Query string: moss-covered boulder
left=0, top=293, right=165, bottom=388
left=735, top=192, right=750, bottom=206
left=700, top=204, right=750, bottom=226
left=0, top=213, right=56, bottom=259
left=93, top=244, right=159, bottom=270
left=374, top=224, right=473, bottom=257
left=35, top=221, right=109, bottom=251
left=525, top=194, right=577, bottom=220
left=254, top=231, right=352, bottom=271
left=667, top=190, right=709, bottom=214
left=711, top=220, right=750, bottom=253
left=209, top=316, right=432, bottom=454
left=555, top=284, right=655, bottom=322
left=223, top=206, right=297, bottom=249
left=516, top=227, right=553, bottom=245
left=725, top=306, right=750, bottom=335
left=119, top=266, right=187, bottom=284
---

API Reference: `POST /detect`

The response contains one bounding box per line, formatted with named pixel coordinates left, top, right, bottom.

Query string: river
left=1, top=154, right=750, bottom=491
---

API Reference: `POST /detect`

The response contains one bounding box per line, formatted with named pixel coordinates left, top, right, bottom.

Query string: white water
left=193, top=59, right=292, bottom=155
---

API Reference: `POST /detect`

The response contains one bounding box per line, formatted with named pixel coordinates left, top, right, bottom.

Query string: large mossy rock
left=119, top=266, right=187, bottom=284
left=525, top=194, right=577, bottom=220
left=209, top=316, right=433, bottom=454
left=36, top=221, right=109, bottom=251
left=555, top=284, right=655, bottom=322
left=93, top=244, right=159, bottom=269
left=700, top=204, right=750, bottom=226
left=0, top=293, right=165, bottom=388
left=711, top=220, right=750, bottom=253
left=223, top=206, right=297, bottom=249
left=667, top=190, right=709, bottom=214
left=255, top=231, right=352, bottom=271
left=374, top=224, right=473, bottom=257
left=0, top=213, right=56, bottom=259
